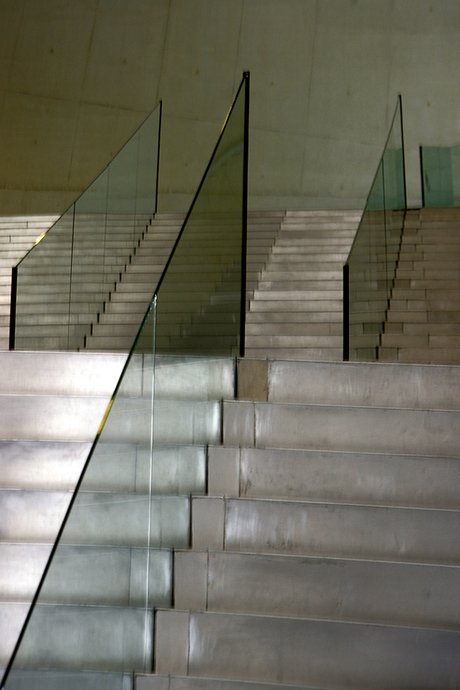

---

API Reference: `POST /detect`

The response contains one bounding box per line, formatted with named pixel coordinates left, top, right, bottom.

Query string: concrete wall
left=0, top=0, right=459, bottom=215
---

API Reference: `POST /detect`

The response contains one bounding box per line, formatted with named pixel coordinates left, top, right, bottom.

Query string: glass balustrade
left=10, top=102, right=162, bottom=351
left=1, top=72, right=249, bottom=690
left=420, top=144, right=460, bottom=207
left=343, top=95, right=406, bottom=361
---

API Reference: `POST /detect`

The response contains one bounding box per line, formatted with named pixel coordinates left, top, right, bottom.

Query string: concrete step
left=245, top=335, right=342, bottom=348
left=222, top=399, right=460, bottom=456
left=153, top=609, right=460, bottom=689
left=0, top=490, right=190, bottom=547
left=246, top=323, right=341, bottom=336
left=173, top=549, right=460, bottom=629
left=0, top=544, right=171, bottom=607
left=257, top=280, right=341, bottom=290
left=191, top=495, right=460, bottom=564
left=244, top=347, right=343, bottom=361
left=1, top=603, right=153, bottom=671
left=263, top=359, right=460, bottom=409
left=207, top=445, right=460, bottom=509
left=261, top=270, right=342, bottom=279
left=248, top=300, right=342, bottom=312
left=0, top=351, right=125, bottom=396
left=245, top=311, right=342, bottom=324
left=136, top=676, right=314, bottom=690
left=385, top=321, right=460, bottom=335
left=0, top=440, right=206, bottom=494
left=379, top=347, right=460, bottom=364
left=0, top=392, right=222, bottom=444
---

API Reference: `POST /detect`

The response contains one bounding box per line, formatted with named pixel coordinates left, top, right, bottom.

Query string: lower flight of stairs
left=138, top=357, right=460, bottom=690
left=380, top=206, right=460, bottom=363
left=245, top=210, right=360, bottom=361
left=0, top=351, right=236, bottom=686
left=0, top=351, right=125, bottom=669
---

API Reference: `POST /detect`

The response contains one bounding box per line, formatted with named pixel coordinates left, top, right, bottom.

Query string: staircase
left=85, top=211, right=284, bottom=352
left=246, top=210, right=360, bottom=360
left=6, top=212, right=285, bottom=353
left=0, top=351, right=236, bottom=685
left=2, top=208, right=460, bottom=688
left=11, top=213, right=158, bottom=351
left=380, top=206, right=460, bottom=363
left=0, top=351, right=125, bottom=670
left=140, top=358, right=460, bottom=690
left=0, top=216, right=58, bottom=350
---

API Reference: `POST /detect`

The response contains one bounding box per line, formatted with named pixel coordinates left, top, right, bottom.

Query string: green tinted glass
left=421, top=145, right=460, bottom=207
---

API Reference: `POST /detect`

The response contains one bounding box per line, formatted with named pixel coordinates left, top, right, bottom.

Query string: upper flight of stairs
left=380, top=206, right=460, bottom=363
left=139, top=357, right=460, bottom=690
left=0, top=216, right=58, bottom=350
left=245, top=210, right=360, bottom=361
left=84, top=211, right=284, bottom=353
left=4, top=207, right=460, bottom=366
left=11, top=213, right=157, bottom=351
left=1, top=212, right=285, bottom=354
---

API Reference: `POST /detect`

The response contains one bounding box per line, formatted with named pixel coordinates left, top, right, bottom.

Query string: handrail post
left=9, top=265, right=17, bottom=351
left=343, top=263, right=349, bottom=361
left=240, top=71, right=250, bottom=358
left=419, top=146, right=426, bottom=208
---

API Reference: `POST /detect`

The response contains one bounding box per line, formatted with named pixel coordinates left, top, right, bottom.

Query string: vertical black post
left=419, top=146, right=425, bottom=208
left=343, top=263, right=349, bottom=361
left=398, top=94, right=407, bottom=212
left=154, top=101, right=162, bottom=215
left=9, top=265, right=17, bottom=350
left=240, top=71, right=250, bottom=358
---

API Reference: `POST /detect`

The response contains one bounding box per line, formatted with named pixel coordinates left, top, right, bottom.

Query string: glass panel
left=11, top=103, right=162, bottom=352
left=154, top=77, right=247, bottom=357
left=344, top=96, right=406, bottom=361
left=2, top=75, right=247, bottom=690
left=68, top=168, right=109, bottom=350
left=420, top=145, right=460, bottom=207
